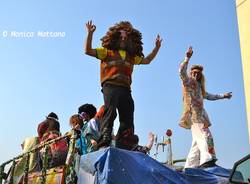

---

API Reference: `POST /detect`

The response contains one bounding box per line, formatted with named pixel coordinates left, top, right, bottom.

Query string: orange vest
left=96, top=48, right=142, bottom=88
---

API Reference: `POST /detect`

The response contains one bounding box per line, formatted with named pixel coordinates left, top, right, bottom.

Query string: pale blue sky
left=0, top=0, right=249, bottom=168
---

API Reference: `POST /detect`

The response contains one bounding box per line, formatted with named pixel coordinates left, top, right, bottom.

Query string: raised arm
left=140, top=34, right=162, bottom=64
left=84, top=20, right=97, bottom=57
left=179, top=46, right=193, bottom=84
left=205, top=92, right=232, bottom=100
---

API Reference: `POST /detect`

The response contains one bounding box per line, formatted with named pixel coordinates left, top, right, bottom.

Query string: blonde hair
left=69, top=114, right=83, bottom=129
left=190, top=70, right=206, bottom=97
left=201, top=73, right=206, bottom=97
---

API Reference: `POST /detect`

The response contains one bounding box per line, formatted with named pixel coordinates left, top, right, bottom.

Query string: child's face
left=70, top=115, right=83, bottom=130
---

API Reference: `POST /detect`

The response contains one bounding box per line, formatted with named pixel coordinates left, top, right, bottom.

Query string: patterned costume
left=74, top=104, right=99, bottom=154
left=4, top=137, right=40, bottom=184
left=37, top=113, right=68, bottom=168
left=179, top=57, right=225, bottom=168
left=85, top=21, right=161, bottom=150
left=95, top=47, right=143, bottom=149
left=78, top=119, right=101, bottom=154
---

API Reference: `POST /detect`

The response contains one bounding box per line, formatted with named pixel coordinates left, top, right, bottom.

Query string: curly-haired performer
left=179, top=46, right=232, bottom=168
left=84, top=20, right=162, bottom=150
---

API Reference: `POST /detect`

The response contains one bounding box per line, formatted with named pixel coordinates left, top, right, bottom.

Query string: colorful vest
left=96, top=47, right=143, bottom=88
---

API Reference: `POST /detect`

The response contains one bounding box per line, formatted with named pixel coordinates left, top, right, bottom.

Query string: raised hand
left=155, top=34, right=162, bottom=49
left=86, top=20, right=96, bottom=34
left=146, top=132, right=155, bottom=150
left=186, top=46, right=193, bottom=58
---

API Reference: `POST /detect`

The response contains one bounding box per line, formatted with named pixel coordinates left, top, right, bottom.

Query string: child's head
left=69, top=114, right=83, bottom=129
left=46, top=112, right=59, bottom=122
left=78, top=103, right=97, bottom=121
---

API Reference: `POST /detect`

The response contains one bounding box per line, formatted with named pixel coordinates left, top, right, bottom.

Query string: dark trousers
left=99, top=83, right=135, bottom=149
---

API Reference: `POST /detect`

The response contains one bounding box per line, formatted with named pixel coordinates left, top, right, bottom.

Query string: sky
left=0, top=0, right=249, bottom=168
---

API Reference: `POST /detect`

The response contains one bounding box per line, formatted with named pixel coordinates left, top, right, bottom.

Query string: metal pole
left=0, top=165, right=4, bottom=184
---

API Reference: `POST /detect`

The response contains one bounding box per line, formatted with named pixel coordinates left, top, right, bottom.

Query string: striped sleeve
left=204, top=92, right=224, bottom=100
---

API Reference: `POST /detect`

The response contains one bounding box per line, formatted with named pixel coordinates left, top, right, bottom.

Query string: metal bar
left=9, top=160, right=16, bottom=184
left=23, top=153, right=30, bottom=184
left=1, top=134, right=70, bottom=167
left=173, top=159, right=186, bottom=164
left=41, top=145, right=49, bottom=184
left=64, top=130, right=78, bottom=183
left=0, top=165, right=4, bottom=184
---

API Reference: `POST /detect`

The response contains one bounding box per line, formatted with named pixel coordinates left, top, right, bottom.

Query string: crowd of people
left=4, top=20, right=233, bottom=183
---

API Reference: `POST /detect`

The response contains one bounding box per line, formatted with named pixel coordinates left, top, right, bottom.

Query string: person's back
left=37, top=112, right=68, bottom=168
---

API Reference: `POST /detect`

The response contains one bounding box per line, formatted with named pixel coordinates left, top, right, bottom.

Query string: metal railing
left=153, top=130, right=186, bottom=170
left=0, top=130, right=78, bottom=184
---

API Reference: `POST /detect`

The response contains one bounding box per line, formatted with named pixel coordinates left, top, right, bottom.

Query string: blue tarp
left=80, top=147, right=230, bottom=184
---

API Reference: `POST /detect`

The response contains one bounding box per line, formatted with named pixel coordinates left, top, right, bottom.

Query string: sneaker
left=198, top=159, right=217, bottom=168
left=96, top=139, right=111, bottom=149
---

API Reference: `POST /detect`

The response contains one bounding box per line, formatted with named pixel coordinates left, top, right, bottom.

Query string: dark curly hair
left=78, top=103, right=97, bottom=119
left=101, top=21, right=144, bottom=57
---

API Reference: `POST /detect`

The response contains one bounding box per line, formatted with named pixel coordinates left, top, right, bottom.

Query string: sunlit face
left=191, top=70, right=202, bottom=81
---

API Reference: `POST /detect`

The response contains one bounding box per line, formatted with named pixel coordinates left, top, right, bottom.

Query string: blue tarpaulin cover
left=80, top=147, right=230, bottom=184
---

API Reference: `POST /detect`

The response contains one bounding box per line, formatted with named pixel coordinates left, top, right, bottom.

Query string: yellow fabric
left=134, top=56, right=143, bottom=64
left=32, top=175, right=39, bottom=184
left=5, top=137, right=39, bottom=184
left=96, top=47, right=143, bottom=65
left=27, top=167, right=65, bottom=184
left=236, top=0, right=250, bottom=143
left=47, top=169, right=57, bottom=184
left=9, top=137, right=39, bottom=184
left=22, top=137, right=39, bottom=172
left=118, top=50, right=126, bottom=60
left=96, top=47, right=107, bottom=60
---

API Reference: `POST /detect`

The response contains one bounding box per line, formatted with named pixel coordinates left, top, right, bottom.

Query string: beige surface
left=236, top=0, right=250, bottom=142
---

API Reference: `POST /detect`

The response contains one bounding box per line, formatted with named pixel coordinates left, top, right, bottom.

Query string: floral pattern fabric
left=179, top=58, right=223, bottom=168
left=179, top=58, right=224, bottom=129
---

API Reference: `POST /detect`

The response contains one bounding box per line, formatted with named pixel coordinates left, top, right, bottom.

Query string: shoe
left=96, top=139, right=111, bottom=149
left=132, top=145, right=150, bottom=154
left=2, top=172, right=8, bottom=180
left=198, top=159, right=217, bottom=168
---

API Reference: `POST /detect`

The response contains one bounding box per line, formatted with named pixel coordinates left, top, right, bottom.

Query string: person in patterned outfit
left=69, top=103, right=98, bottom=155
left=37, top=112, right=68, bottom=168
left=179, top=46, right=232, bottom=168
left=84, top=20, right=162, bottom=150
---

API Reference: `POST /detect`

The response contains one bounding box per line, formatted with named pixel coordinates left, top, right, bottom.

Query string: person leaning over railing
left=69, top=104, right=99, bottom=155
left=37, top=112, right=68, bottom=168
left=3, top=137, right=40, bottom=184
